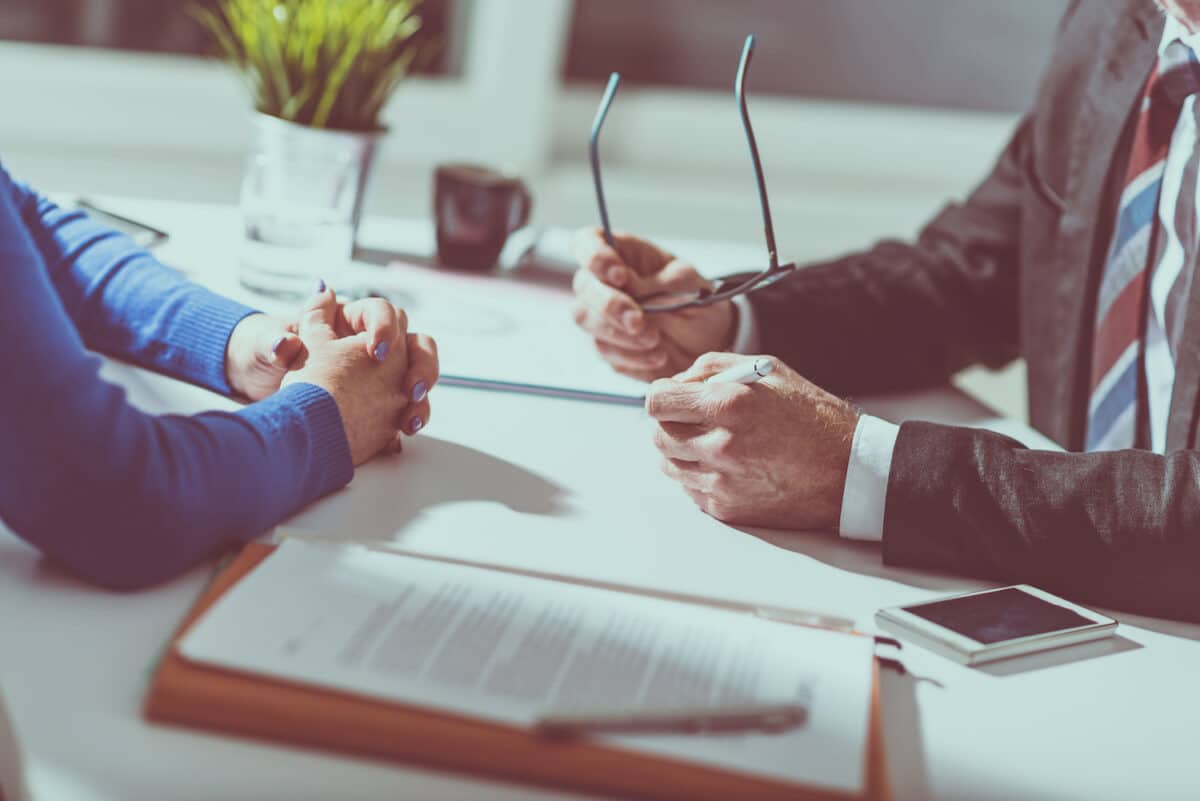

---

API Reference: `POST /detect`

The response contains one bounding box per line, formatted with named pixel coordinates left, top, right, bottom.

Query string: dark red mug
left=433, top=164, right=532, bottom=271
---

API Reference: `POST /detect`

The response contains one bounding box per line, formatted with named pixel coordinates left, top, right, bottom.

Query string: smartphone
left=876, top=585, right=1117, bottom=666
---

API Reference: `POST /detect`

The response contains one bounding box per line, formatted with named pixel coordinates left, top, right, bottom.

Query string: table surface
left=2, top=198, right=1199, bottom=801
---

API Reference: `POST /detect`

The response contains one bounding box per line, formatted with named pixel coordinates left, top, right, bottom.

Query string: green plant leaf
left=192, top=0, right=428, bottom=130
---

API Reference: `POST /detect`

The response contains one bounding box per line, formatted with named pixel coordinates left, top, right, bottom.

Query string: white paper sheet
left=368, top=262, right=648, bottom=402
left=180, top=539, right=874, bottom=793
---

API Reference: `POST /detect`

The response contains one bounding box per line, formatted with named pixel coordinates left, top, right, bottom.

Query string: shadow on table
left=976, top=635, right=1143, bottom=677
left=740, top=527, right=983, bottom=595
left=291, top=436, right=570, bottom=543
left=737, top=530, right=1200, bottom=645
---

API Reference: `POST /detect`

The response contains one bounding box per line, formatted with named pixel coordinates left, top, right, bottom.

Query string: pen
left=533, top=701, right=808, bottom=739
left=705, top=357, right=774, bottom=385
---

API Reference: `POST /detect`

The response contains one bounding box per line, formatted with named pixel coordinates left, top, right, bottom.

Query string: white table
left=2, top=199, right=1199, bottom=801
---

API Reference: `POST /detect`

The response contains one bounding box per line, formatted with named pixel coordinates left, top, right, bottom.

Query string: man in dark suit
left=570, top=0, right=1200, bottom=621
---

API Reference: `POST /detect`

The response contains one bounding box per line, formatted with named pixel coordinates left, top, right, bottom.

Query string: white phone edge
left=875, top=584, right=1118, bottom=666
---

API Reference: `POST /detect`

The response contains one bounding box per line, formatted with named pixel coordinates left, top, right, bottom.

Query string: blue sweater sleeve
left=0, top=166, right=354, bottom=589
left=11, top=175, right=252, bottom=394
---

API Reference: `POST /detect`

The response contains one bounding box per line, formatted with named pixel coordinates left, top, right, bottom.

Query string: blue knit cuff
left=240, top=382, right=355, bottom=499
left=165, top=288, right=259, bottom=395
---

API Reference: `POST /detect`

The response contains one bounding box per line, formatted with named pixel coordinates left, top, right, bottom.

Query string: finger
left=402, top=333, right=440, bottom=405
left=268, top=332, right=305, bottom=369
left=340, top=298, right=410, bottom=362
left=296, top=279, right=340, bottom=345
left=652, top=421, right=705, bottom=461
left=595, top=340, right=669, bottom=373
left=570, top=226, right=605, bottom=271
left=576, top=241, right=688, bottom=302
left=400, top=397, right=432, bottom=435
left=572, top=269, right=648, bottom=337
left=655, top=259, right=711, bottom=295
left=612, top=364, right=668, bottom=384
left=644, top=379, right=713, bottom=423
left=571, top=229, right=630, bottom=290
left=340, top=299, right=408, bottom=361
left=672, top=351, right=749, bottom=383
left=610, top=231, right=677, bottom=277
left=571, top=302, right=660, bottom=349
left=571, top=227, right=678, bottom=280
left=660, top=457, right=716, bottom=493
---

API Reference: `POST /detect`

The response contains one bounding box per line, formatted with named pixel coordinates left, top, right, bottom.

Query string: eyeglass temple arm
left=736, top=35, right=780, bottom=271
left=590, top=72, right=621, bottom=248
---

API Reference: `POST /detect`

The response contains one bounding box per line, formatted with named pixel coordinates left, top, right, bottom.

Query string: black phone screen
left=902, top=588, right=1095, bottom=644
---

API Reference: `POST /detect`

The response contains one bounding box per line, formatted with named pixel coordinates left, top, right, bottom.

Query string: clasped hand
left=569, top=227, right=860, bottom=531
left=645, top=353, right=858, bottom=531
left=225, top=283, right=439, bottom=465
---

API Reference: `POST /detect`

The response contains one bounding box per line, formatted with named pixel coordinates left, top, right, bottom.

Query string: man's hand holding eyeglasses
left=645, top=353, right=859, bottom=531
left=570, top=228, right=737, bottom=382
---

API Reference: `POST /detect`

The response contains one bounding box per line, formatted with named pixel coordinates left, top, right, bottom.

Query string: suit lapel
left=1058, top=1, right=1163, bottom=449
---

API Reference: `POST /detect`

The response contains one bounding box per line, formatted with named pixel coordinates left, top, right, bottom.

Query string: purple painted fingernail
left=410, top=416, right=423, bottom=434
left=270, top=334, right=288, bottom=355
left=315, top=278, right=326, bottom=293
left=373, top=340, right=389, bottom=361
left=412, top=381, right=428, bottom=403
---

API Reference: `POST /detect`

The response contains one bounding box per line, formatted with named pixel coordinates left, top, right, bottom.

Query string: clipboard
left=145, top=543, right=891, bottom=801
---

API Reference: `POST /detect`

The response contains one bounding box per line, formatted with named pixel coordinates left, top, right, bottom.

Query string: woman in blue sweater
left=0, top=162, right=439, bottom=589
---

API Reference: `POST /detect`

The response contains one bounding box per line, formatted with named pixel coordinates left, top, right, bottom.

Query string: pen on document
left=705, top=357, right=774, bottom=385
left=533, top=701, right=808, bottom=739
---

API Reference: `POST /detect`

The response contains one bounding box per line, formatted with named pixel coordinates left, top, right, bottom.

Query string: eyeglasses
left=589, top=34, right=796, bottom=314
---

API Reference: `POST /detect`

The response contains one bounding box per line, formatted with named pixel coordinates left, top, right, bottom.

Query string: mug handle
left=510, top=181, right=533, bottom=233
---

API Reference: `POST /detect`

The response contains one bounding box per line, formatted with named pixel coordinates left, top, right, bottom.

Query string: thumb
left=622, top=258, right=709, bottom=301
left=655, top=259, right=709, bottom=293
left=267, top=332, right=305, bottom=369
left=297, top=280, right=339, bottom=346
left=672, top=351, right=745, bottom=383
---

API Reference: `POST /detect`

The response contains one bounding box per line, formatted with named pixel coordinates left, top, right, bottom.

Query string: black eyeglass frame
left=588, top=34, right=796, bottom=314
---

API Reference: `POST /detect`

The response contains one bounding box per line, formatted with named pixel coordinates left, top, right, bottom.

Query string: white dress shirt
left=1145, top=17, right=1200, bottom=451
left=731, top=16, right=1199, bottom=540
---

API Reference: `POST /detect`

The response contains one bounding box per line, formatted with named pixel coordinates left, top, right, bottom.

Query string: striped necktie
left=1087, top=40, right=1200, bottom=451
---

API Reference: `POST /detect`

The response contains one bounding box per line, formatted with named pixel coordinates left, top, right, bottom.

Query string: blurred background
left=0, top=0, right=1070, bottom=416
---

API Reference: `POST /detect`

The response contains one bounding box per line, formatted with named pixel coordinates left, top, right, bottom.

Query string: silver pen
left=705, top=356, right=775, bottom=385
left=533, top=702, right=808, bottom=739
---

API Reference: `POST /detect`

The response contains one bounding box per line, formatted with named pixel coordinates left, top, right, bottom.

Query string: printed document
left=180, top=539, right=874, bottom=793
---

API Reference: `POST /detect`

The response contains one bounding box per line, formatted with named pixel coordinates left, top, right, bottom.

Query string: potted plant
left=194, top=0, right=428, bottom=295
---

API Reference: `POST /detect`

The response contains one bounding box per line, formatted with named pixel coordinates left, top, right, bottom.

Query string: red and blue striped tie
left=1087, top=41, right=1200, bottom=451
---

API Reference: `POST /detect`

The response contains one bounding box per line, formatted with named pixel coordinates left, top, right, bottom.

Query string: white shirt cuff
left=729, top=295, right=760, bottom=353
left=838, top=414, right=901, bottom=542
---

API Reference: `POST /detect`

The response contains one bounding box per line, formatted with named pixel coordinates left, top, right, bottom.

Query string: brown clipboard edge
left=144, top=543, right=891, bottom=801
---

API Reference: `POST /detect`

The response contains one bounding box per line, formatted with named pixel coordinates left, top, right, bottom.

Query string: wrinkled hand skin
left=570, top=228, right=736, bottom=382
left=645, top=352, right=859, bottom=531
left=224, top=313, right=304, bottom=401
left=282, top=286, right=413, bottom=466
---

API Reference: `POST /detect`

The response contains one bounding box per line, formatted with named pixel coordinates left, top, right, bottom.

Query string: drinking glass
left=239, top=150, right=359, bottom=299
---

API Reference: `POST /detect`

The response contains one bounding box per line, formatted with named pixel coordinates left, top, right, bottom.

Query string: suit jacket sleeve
left=747, top=115, right=1030, bottom=396
left=883, top=422, right=1200, bottom=621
